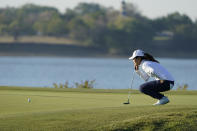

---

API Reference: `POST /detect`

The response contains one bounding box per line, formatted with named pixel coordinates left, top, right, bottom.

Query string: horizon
left=0, top=0, right=196, bottom=21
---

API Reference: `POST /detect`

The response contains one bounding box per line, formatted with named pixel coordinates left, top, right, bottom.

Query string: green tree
left=0, top=8, right=17, bottom=25
left=33, top=21, right=48, bottom=35
left=8, top=20, right=20, bottom=40
left=73, top=3, right=104, bottom=15
left=152, top=12, right=193, bottom=32
left=67, top=17, right=89, bottom=42
left=106, top=17, right=155, bottom=54
left=173, top=24, right=197, bottom=48
left=0, top=24, right=8, bottom=35
left=47, top=15, right=67, bottom=36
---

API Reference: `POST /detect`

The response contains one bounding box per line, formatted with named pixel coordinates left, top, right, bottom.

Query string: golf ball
left=28, top=98, right=31, bottom=103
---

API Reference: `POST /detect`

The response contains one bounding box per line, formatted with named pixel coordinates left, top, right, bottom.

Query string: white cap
left=129, top=49, right=144, bottom=60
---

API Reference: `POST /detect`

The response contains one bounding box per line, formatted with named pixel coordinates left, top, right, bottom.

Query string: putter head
left=123, top=99, right=130, bottom=104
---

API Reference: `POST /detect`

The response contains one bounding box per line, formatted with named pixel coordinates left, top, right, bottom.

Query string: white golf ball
left=28, top=98, right=31, bottom=103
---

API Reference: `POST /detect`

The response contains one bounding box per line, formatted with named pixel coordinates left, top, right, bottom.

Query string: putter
left=123, top=97, right=130, bottom=104
left=123, top=70, right=135, bottom=104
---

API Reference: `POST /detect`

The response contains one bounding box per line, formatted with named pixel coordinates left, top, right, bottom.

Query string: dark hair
left=142, top=53, right=159, bottom=63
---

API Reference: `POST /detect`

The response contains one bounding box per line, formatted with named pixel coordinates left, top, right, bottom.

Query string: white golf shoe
left=153, top=96, right=169, bottom=106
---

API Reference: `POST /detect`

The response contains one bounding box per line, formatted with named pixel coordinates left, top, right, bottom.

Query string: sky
left=0, top=0, right=197, bottom=21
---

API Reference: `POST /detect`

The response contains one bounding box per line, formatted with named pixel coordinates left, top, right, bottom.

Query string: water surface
left=0, top=56, right=196, bottom=90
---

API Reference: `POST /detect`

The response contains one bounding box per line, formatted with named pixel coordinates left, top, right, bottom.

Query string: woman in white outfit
left=129, top=49, right=175, bottom=105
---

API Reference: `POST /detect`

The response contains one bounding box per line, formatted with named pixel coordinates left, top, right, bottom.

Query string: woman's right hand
left=134, top=65, right=139, bottom=70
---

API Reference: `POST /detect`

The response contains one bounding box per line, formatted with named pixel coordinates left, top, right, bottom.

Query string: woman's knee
left=139, top=83, right=148, bottom=93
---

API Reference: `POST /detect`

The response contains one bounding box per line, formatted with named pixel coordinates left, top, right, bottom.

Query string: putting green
left=0, top=87, right=197, bottom=130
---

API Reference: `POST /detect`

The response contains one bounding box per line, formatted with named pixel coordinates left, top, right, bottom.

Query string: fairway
left=0, top=87, right=197, bottom=131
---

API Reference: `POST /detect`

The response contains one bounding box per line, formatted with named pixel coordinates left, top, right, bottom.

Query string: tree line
left=0, top=3, right=196, bottom=56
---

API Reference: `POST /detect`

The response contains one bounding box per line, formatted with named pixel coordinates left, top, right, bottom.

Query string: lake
left=0, top=56, right=196, bottom=90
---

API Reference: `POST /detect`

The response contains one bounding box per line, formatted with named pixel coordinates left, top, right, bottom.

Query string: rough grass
left=0, top=86, right=197, bottom=131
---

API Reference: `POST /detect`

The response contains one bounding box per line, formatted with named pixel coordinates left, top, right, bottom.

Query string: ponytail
left=142, top=53, right=159, bottom=63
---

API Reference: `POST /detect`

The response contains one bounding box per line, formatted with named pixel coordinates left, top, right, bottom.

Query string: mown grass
left=0, top=36, right=78, bottom=45
left=101, top=110, right=197, bottom=131
left=0, top=86, right=197, bottom=131
left=153, top=36, right=171, bottom=41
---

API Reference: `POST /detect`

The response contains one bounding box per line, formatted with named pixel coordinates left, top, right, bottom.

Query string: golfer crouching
left=129, top=49, right=175, bottom=105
